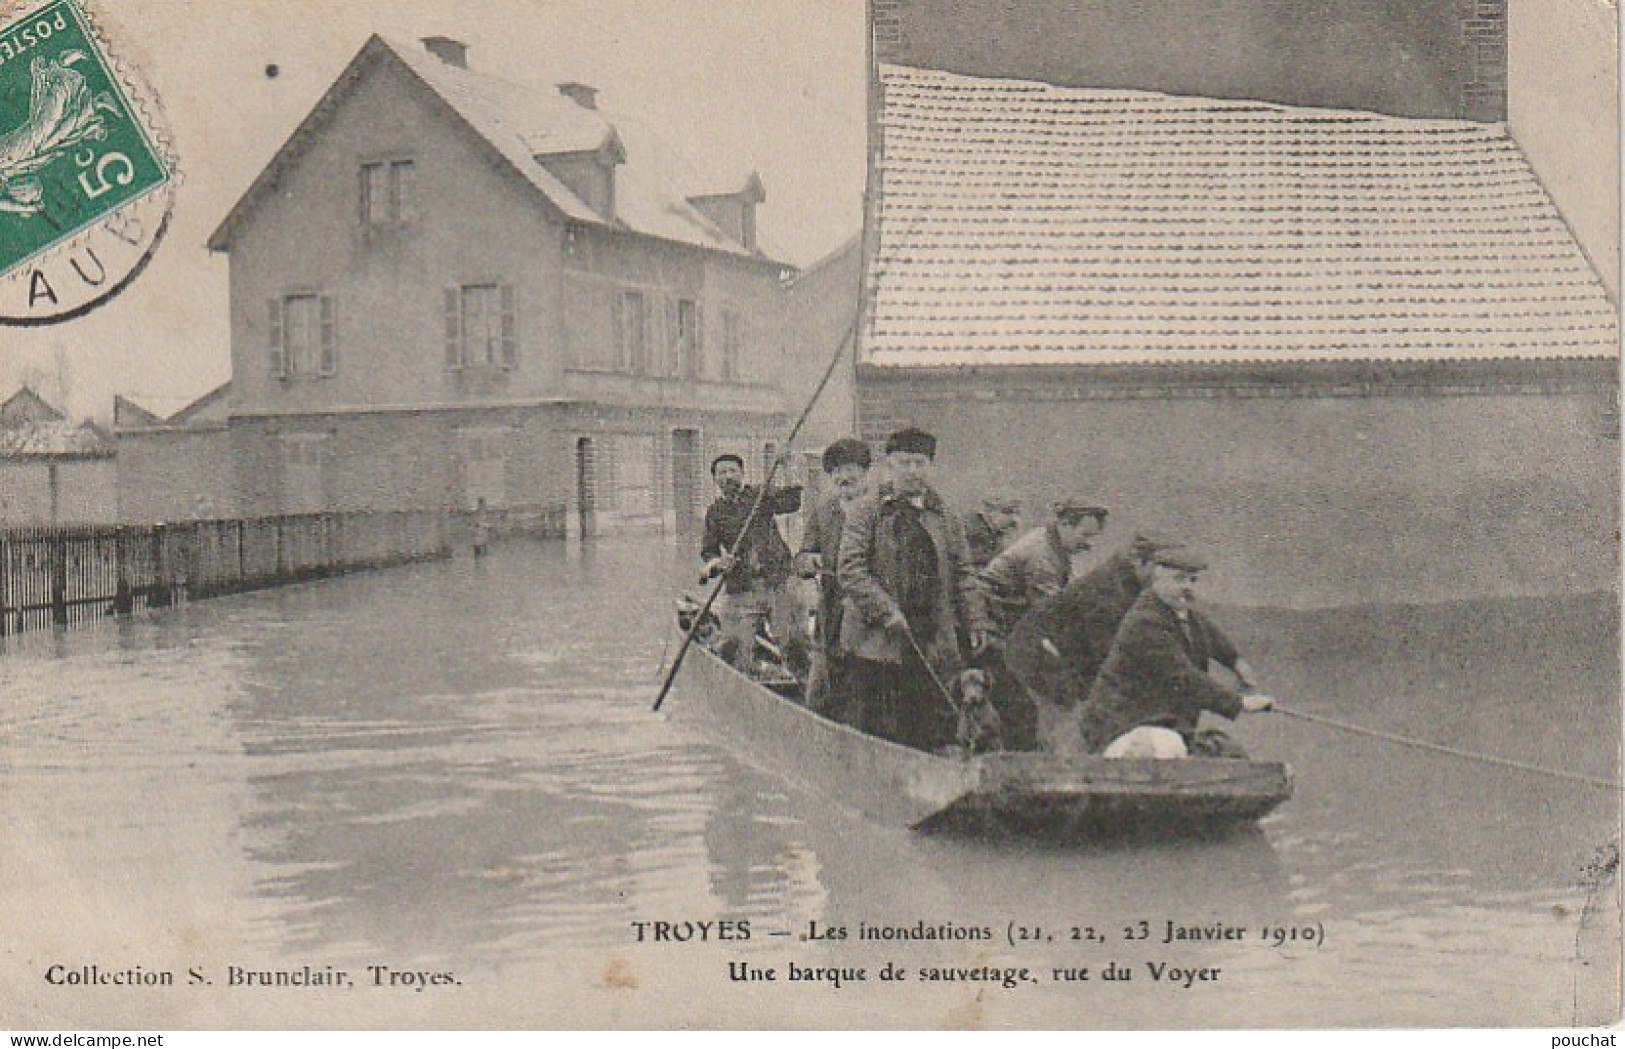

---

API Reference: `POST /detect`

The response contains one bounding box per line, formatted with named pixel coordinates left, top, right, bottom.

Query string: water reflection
left=0, top=537, right=1616, bottom=1027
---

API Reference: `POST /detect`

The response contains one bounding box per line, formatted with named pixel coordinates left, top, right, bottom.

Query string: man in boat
left=1006, top=532, right=1181, bottom=717
left=962, top=495, right=1022, bottom=572
left=980, top=499, right=1108, bottom=634
left=701, top=452, right=803, bottom=673
left=795, top=437, right=874, bottom=717
left=838, top=426, right=992, bottom=751
left=1080, top=548, right=1274, bottom=758
left=976, top=498, right=1107, bottom=751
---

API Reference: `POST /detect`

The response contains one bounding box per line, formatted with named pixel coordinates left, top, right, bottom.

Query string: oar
left=652, top=317, right=859, bottom=712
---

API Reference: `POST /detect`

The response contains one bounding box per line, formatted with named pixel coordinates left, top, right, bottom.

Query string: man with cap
left=963, top=496, right=1022, bottom=573
left=1080, top=548, right=1274, bottom=758
left=795, top=437, right=874, bottom=716
left=980, top=499, right=1108, bottom=636
left=838, top=426, right=992, bottom=751
left=1006, top=532, right=1181, bottom=716
left=701, top=452, right=803, bottom=672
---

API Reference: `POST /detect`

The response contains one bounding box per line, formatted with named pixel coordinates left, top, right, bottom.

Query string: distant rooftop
left=864, top=65, right=1618, bottom=367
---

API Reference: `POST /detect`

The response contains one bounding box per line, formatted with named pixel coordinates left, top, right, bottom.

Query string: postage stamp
left=0, top=0, right=174, bottom=324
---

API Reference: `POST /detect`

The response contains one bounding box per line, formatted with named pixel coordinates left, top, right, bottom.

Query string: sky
left=0, top=0, right=869, bottom=420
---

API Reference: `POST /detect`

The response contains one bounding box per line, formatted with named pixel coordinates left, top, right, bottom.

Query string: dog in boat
left=951, top=667, right=1004, bottom=755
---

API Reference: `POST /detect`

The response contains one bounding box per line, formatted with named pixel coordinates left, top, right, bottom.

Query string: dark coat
left=979, top=524, right=1072, bottom=634
left=1006, top=551, right=1143, bottom=703
left=838, top=482, right=990, bottom=674
left=701, top=484, right=802, bottom=594
left=798, top=492, right=848, bottom=650
left=1079, top=590, right=1245, bottom=753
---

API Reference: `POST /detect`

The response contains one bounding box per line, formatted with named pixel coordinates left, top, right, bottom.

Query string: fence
left=0, top=510, right=451, bottom=636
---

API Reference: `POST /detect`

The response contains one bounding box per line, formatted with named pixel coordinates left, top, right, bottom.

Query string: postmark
left=0, top=0, right=174, bottom=324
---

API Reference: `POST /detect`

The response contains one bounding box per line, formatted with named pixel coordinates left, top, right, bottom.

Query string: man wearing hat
left=980, top=499, right=1108, bottom=635
left=1006, top=532, right=1182, bottom=718
left=795, top=438, right=874, bottom=716
left=838, top=426, right=992, bottom=751
left=701, top=451, right=803, bottom=672
left=963, top=496, right=1022, bottom=573
left=1079, top=548, right=1274, bottom=757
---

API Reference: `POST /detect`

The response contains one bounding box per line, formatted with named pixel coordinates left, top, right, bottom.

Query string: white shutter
left=318, top=296, right=336, bottom=376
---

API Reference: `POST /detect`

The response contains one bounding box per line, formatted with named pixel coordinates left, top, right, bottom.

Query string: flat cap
left=1153, top=548, right=1209, bottom=573
left=885, top=426, right=937, bottom=457
left=1052, top=498, right=1109, bottom=520
left=1130, top=533, right=1183, bottom=558
left=821, top=438, right=872, bottom=473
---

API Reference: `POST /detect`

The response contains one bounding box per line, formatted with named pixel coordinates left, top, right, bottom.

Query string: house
left=858, top=0, right=1618, bottom=608
left=207, top=35, right=797, bottom=537
left=113, top=383, right=237, bottom=523
left=781, top=233, right=862, bottom=451
left=0, top=387, right=117, bottom=525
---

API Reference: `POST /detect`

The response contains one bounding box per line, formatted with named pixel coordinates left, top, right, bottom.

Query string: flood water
left=1, top=536, right=1618, bottom=1030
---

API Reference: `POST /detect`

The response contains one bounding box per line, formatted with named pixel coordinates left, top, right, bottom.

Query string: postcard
left=0, top=0, right=1618, bottom=1032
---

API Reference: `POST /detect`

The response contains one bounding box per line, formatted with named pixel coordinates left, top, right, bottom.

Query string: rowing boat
left=667, top=642, right=1293, bottom=838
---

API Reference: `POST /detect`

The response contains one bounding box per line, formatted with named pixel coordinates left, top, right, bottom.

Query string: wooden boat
left=668, top=642, right=1293, bottom=838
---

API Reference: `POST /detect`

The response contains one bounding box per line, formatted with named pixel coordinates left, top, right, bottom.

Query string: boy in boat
left=701, top=452, right=803, bottom=672
left=1080, top=548, right=1274, bottom=758
left=838, top=426, right=992, bottom=751
left=962, top=495, right=1022, bottom=572
left=978, top=498, right=1108, bottom=751
left=795, top=437, right=874, bottom=717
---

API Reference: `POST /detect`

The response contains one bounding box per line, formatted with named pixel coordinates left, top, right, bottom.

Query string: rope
left=1272, top=704, right=1622, bottom=792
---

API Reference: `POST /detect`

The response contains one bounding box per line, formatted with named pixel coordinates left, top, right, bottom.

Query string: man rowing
left=1080, top=548, right=1274, bottom=758
left=701, top=452, right=803, bottom=673
left=838, top=426, right=992, bottom=751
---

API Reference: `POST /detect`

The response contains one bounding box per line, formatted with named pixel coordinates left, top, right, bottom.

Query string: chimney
left=558, top=82, right=598, bottom=110
left=421, top=36, right=468, bottom=69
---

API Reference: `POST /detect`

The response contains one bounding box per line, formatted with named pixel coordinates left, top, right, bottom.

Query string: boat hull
left=669, top=644, right=1292, bottom=838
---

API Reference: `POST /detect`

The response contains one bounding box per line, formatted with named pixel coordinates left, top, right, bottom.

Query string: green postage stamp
left=0, top=0, right=174, bottom=323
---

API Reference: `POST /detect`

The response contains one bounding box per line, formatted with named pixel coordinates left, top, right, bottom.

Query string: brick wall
left=858, top=360, right=1616, bottom=608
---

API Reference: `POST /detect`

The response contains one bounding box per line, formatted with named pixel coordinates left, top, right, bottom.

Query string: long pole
left=652, top=317, right=859, bottom=712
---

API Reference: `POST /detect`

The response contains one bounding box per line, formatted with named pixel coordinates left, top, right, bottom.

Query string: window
left=670, top=298, right=700, bottom=379
left=444, top=284, right=517, bottom=371
left=268, top=294, right=335, bottom=379
left=721, top=308, right=742, bottom=382
left=617, top=289, right=647, bottom=374
left=360, top=159, right=415, bottom=226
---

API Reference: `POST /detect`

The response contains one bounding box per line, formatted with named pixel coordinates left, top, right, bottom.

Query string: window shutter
left=693, top=302, right=706, bottom=379
left=611, top=290, right=626, bottom=372
left=499, top=284, right=517, bottom=369
left=358, top=167, right=370, bottom=226
left=268, top=298, right=285, bottom=378
left=443, top=288, right=462, bottom=370
left=319, top=296, right=337, bottom=375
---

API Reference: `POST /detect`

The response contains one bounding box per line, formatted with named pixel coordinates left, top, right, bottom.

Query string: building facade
left=208, top=35, right=796, bottom=537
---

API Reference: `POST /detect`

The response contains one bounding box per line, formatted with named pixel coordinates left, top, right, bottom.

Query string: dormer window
left=360, top=159, right=415, bottom=226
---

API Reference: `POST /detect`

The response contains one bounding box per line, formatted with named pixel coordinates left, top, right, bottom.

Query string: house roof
left=864, top=65, right=1619, bottom=367
left=0, top=386, right=65, bottom=426
left=210, top=36, right=784, bottom=264
left=0, top=388, right=112, bottom=458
